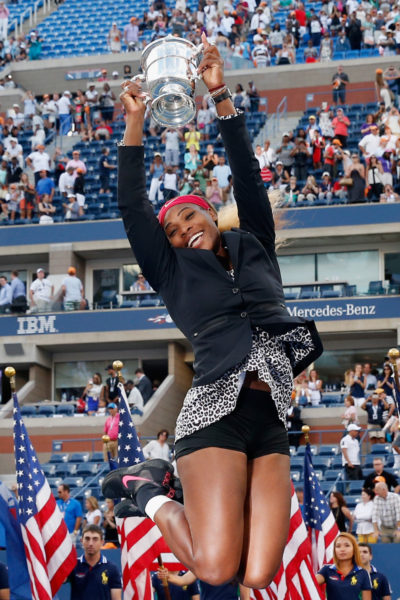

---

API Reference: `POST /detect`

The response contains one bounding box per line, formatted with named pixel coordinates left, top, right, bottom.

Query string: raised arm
left=198, top=35, right=275, bottom=251
left=118, top=82, right=174, bottom=290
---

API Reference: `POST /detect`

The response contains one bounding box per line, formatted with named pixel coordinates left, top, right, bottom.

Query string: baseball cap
left=36, top=268, right=45, bottom=274
left=112, top=70, right=119, bottom=77
left=13, top=103, right=19, bottom=108
left=108, top=403, right=117, bottom=409
left=154, top=152, right=162, bottom=157
left=374, top=475, right=385, bottom=483
left=276, top=160, right=283, bottom=166
left=106, top=364, right=114, bottom=370
left=333, top=138, right=342, bottom=146
left=347, top=424, right=361, bottom=431
left=375, top=387, right=384, bottom=394
left=322, top=171, right=330, bottom=177
left=63, top=90, right=71, bottom=96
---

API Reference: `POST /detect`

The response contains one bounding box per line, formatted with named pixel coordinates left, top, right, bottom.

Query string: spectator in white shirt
left=30, top=124, right=46, bottom=150
left=340, top=423, right=363, bottom=480
left=125, top=380, right=144, bottom=415
left=142, top=429, right=170, bottom=461
left=358, top=124, right=381, bottom=158
left=58, top=165, right=76, bottom=197
left=57, top=91, right=72, bottom=136
left=3, top=138, right=24, bottom=167
left=29, top=268, right=53, bottom=312
left=27, top=145, right=52, bottom=183
left=8, top=104, right=25, bottom=129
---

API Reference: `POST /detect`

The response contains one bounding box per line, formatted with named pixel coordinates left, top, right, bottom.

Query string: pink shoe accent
left=122, top=475, right=152, bottom=488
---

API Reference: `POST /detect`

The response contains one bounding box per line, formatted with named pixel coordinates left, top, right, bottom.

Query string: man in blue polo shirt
left=57, top=483, right=83, bottom=544
left=358, top=543, right=392, bottom=600
left=70, top=524, right=122, bottom=600
left=35, top=169, right=55, bottom=201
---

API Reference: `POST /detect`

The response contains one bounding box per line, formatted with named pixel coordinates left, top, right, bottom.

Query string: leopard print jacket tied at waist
left=175, top=325, right=315, bottom=442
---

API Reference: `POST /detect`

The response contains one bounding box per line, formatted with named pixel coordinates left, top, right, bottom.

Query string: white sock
left=145, top=495, right=173, bottom=521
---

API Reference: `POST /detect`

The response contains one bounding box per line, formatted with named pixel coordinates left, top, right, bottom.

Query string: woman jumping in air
left=103, top=36, right=322, bottom=589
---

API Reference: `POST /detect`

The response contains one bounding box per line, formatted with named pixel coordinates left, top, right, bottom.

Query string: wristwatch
left=211, top=88, right=232, bottom=105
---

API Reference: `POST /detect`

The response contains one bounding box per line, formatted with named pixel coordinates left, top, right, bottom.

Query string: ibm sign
left=17, top=315, right=58, bottom=335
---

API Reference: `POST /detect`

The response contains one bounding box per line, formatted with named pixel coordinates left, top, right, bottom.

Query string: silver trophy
left=135, top=35, right=203, bottom=128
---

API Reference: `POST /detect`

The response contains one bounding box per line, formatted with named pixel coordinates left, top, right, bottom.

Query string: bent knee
left=241, top=564, right=280, bottom=590
left=194, top=556, right=238, bottom=586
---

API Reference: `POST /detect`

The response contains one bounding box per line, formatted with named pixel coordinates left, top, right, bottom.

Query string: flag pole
left=113, top=360, right=173, bottom=600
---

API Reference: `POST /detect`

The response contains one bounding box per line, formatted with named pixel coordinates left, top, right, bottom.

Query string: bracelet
left=211, top=88, right=232, bottom=105
left=208, top=83, right=226, bottom=93
left=210, top=85, right=227, bottom=98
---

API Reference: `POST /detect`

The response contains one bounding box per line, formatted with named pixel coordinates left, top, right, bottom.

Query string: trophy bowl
left=140, top=35, right=202, bottom=128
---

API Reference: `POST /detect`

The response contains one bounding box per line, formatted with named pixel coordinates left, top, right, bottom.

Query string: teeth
left=188, top=232, right=203, bottom=248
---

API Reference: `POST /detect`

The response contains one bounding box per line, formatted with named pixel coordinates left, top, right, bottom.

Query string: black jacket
left=118, top=114, right=322, bottom=386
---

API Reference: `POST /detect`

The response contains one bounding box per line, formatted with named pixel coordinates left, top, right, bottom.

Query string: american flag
left=116, top=382, right=183, bottom=600
left=303, top=443, right=338, bottom=571
left=13, top=392, right=77, bottom=600
left=251, top=485, right=324, bottom=600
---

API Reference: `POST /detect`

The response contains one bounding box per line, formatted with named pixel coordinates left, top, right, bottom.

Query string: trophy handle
left=188, top=43, right=204, bottom=82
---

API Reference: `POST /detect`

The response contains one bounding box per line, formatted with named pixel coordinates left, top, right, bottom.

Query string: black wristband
left=211, top=88, right=232, bottom=105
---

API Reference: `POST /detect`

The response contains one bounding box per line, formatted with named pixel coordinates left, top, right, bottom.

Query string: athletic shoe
left=101, top=458, right=174, bottom=501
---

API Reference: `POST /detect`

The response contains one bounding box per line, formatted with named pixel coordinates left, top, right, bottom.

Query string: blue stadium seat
left=348, top=480, right=363, bottom=494
left=312, top=457, right=332, bottom=471
left=69, top=452, right=90, bottom=463
left=331, top=456, right=344, bottom=469
left=21, top=405, right=37, bottom=417
left=319, top=445, right=339, bottom=456
left=299, top=290, right=320, bottom=299
left=76, top=463, right=99, bottom=477
left=56, top=404, right=75, bottom=416
left=96, top=289, right=119, bottom=309
left=55, top=463, right=77, bottom=477
left=325, top=469, right=343, bottom=481
left=140, top=298, right=161, bottom=307
left=370, top=444, right=391, bottom=455
left=290, top=470, right=302, bottom=482
left=295, top=445, right=318, bottom=456
left=41, top=464, right=56, bottom=476
left=319, top=481, right=336, bottom=494
left=321, top=289, right=341, bottom=298
left=49, top=453, right=69, bottom=464
left=38, top=405, right=56, bottom=417
left=284, top=291, right=299, bottom=300
left=368, top=280, right=385, bottom=295
left=63, top=476, right=84, bottom=488
left=290, top=457, right=304, bottom=469
left=91, top=452, right=105, bottom=463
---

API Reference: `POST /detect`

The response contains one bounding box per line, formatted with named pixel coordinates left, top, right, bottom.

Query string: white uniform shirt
left=340, top=433, right=361, bottom=466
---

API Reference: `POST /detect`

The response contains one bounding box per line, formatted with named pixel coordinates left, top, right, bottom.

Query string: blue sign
left=0, top=309, right=175, bottom=337
left=285, top=296, right=400, bottom=321
left=0, top=296, right=398, bottom=338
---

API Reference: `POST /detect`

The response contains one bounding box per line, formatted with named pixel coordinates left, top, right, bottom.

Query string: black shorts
left=174, top=387, right=290, bottom=461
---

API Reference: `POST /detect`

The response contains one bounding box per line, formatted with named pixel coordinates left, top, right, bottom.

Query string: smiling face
left=163, top=203, right=221, bottom=251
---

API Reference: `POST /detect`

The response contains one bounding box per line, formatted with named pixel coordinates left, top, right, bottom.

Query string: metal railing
left=260, top=95, right=287, bottom=144
left=304, top=86, right=377, bottom=113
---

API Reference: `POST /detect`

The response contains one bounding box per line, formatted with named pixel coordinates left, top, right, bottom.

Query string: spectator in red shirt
left=331, top=108, right=350, bottom=148
left=94, top=119, right=113, bottom=141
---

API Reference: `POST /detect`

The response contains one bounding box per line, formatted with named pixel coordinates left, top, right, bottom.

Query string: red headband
left=158, top=195, right=210, bottom=226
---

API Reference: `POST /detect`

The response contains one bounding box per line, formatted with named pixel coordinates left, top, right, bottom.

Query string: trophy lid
left=140, top=34, right=198, bottom=69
